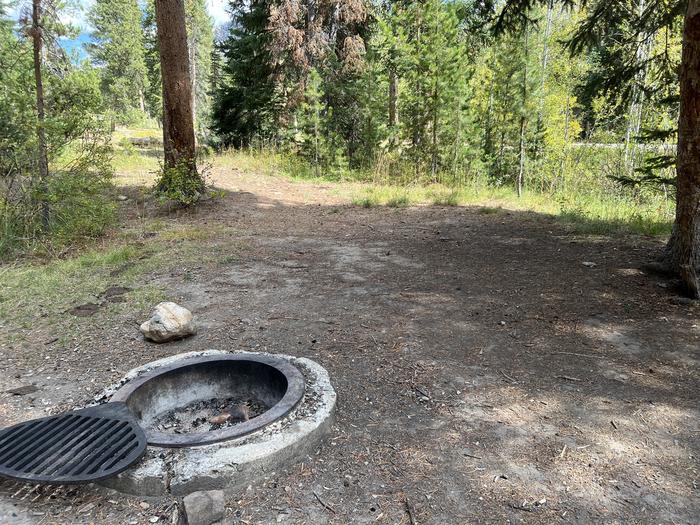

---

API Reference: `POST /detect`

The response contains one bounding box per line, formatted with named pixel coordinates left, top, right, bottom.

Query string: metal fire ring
left=109, top=353, right=306, bottom=448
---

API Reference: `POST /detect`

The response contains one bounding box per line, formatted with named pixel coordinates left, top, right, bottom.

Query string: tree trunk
left=32, top=0, right=49, bottom=229
left=484, top=76, right=494, bottom=155
left=540, top=0, right=553, bottom=88
left=533, top=0, right=553, bottom=177
left=154, top=0, right=198, bottom=181
left=517, top=115, right=526, bottom=198
left=623, top=0, right=652, bottom=176
left=189, top=28, right=197, bottom=131
left=517, top=25, right=529, bottom=198
left=431, top=85, right=439, bottom=183
left=314, top=102, right=320, bottom=178
left=555, top=93, right=571, bottom=191
left=389, top=69, right=398, bottom=128
left=664, top=1, right=700, bottom=297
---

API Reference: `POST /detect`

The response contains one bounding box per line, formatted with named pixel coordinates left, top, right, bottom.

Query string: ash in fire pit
left=153, top=397, right=267, bottom=434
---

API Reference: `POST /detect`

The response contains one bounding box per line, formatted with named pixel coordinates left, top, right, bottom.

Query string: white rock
left=140, top=302, right=196, bottom=343
left=182, top=490, right=225, bottom=525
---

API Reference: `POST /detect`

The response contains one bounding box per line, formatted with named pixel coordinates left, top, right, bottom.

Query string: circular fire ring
left=95, top=350, right=336, bottom=497
left=110, top=354, right=306, bottom=448
left=99, top=351, right=336, bottom=496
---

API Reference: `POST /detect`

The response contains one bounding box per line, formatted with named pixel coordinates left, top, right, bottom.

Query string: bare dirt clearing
left=0, top=169, right=698, bottom=524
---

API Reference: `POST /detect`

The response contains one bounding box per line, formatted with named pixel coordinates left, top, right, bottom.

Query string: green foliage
left=154, top=160, right=207, bottom=206
left=88, top=0, right=150, bottom=124
left=0, top=13, right=35, bottom=184
left=393, top=1, right=480, bottom=178
left=496, top=0, right=682, bottom=186
left=142, top=0, right=162, bottom=121
left=207, top=0, right=681, bottom=216
left=293, top=68, right=346, bottom=172
left=185, top=0, right=215, bottom=136
left=1, top=12, right=114, bottom=258
left=212, top=0, right=280, bottom=147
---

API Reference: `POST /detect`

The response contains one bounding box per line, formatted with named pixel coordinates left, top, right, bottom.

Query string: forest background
left=0, top=0, right=683, bottom=256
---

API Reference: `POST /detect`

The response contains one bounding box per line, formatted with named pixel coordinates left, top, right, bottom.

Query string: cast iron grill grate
left=0, top=403, right=146, bottom=484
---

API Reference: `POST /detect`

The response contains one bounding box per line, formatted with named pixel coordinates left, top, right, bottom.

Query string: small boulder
left=182, top=490, right=225, bottom=525
left=140, top=302, right=196, bottom=343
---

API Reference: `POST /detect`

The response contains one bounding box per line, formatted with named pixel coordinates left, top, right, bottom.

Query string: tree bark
left=389, top=69, right=398, bottom=128
left=517, top=25, right=529, bottom=198
left=664, top=1, right=700, bottom=297
left=431, top=83, right=439, bottom=182
left=154, top=0, right=198, bottom=180
left=188, top=26, right=197, bottom=131
left=32, top=0, right=49, bottom=229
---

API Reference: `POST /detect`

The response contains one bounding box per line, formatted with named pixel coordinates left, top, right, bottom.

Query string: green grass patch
left=479, top=206, right=503, bottom=215
left=0, top=220, right=245, bottom=331
left=344, top=181, right=672, bottom=236
left=431, top=189, right=461, bottom=206
left=214, top=149, right=366, bottom=184
left=387, top=194, right=410, bottom=208
left=0, top=245, right=142, bottom=328
left=350, top=186, right=421, bottom=208
left=119, top=145, right=674, bottom=237
left=112, top=149, right=160, bottom=186
left=352, top=196, right=376, bottom=208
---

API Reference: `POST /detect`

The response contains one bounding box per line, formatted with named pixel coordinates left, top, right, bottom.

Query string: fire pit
left=110, top=354, right=305, bottom=447
left=99, top=351, right=336, bottom=496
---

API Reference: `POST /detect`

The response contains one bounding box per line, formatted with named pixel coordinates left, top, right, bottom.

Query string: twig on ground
left=404, top=496, right=417, bottom=525
left=313, top=491, right=336, bottom=514
left=551, top=351, right=608, bottom=360
left=413, top=385, right=430, bottom=398
left=557, top=375, right=582, bottom=382
left=500, top=370, right=517, bottom=383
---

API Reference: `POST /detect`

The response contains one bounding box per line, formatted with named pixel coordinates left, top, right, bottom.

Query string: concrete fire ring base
left=96, top=350, right=336, bottom=496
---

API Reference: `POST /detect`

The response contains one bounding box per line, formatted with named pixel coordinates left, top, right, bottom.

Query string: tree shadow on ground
left=133, top=184, right=695, bottom=523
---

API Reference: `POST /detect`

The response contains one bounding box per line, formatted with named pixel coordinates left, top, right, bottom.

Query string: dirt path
left=1, top=170, right=698, bottom=524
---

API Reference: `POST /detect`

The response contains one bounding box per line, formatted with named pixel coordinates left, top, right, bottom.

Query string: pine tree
left=396, top=1, right=472, bottom=180
left=154, top=0, right=202, bottom=204
left=212, top=0, right=280, bottom=146
left=0, top=3, right=35, bottom=186
left=88, top=0, right=150, bottom=123
left=143, top=0, right=162, bottom=121
left=296, top=68, right=325, bottom=174
left=185, top=0, right=214, bottom=135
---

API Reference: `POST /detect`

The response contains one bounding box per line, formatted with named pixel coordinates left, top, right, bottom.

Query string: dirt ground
left=1, top=168, right=698, bottom=524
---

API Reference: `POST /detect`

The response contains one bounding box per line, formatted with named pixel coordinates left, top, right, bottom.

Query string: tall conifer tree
left=212, top=0, right=279, bottom=146
left=88, top=0, right=150, bottom=123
